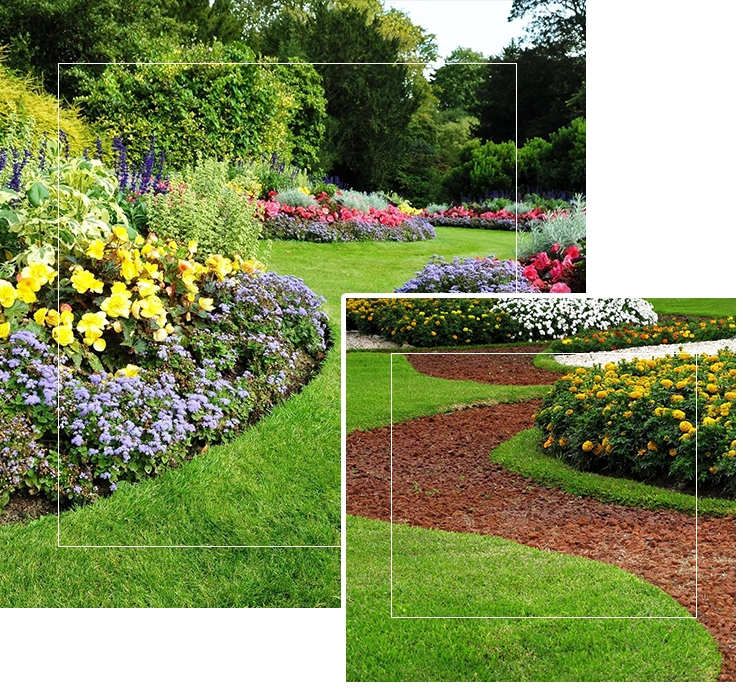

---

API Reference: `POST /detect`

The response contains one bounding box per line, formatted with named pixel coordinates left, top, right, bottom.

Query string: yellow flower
left=582, top=440, right=594, bottom=452
left=33, top=308, right=48, bottom=325
left=669, top=448, right=678, bottom=457
left=660, top=379, right=673, bottom=389
left=136, top=280, right=159, bottom=298
left=702, top=416, right=716, bottom=425
left=14, top=278, right=38, bottom=304
left=647, top=441, right=657, bottom=451
left=558, top=437, right=567, bottom=447
left=198, top=297, right=214, bottom=312
left=86, top=239, right=107, bottom=260
left=565, top=409, right=574, bottom=415
left=101, top=284, right=132, bottom=319
left=21, top=263, right=57, bottom=287
left=71, top=268, right=104, bottom=294
left=671, top=409, right=685, bottom=420
left=623, top=411, right=633, bottom=418
left=678, top=421, right=694, bottom=433
left=77, top=311, right=108, bottom=337
left=117, top=364, right=140, bottom=378
left=133, top=295, right=166, bottom=321
left=670, top=394, right=684, bottom=403
left=153, top=327, right=168, bottom=342
left=0, top=321, right=9, bottom=339
left=596, top=391, right=608, bottom=399
left=188, top=240, right=198, bottom=254
left=112, top=225, right=129, bottom=241
left=52, top=324, right=75, bottom=346
left=0, top=280, right=17, bottom=308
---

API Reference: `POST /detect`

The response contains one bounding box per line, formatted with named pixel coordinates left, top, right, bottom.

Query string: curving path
left=346, top=352, right=736, bottom=681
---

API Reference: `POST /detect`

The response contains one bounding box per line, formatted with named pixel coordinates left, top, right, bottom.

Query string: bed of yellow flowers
left=0, top=224, right=263, bottom=370
left=535, top=349, right=736, bottom=495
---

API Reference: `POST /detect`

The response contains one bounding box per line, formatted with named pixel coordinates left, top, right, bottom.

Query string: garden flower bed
left=424, top=205, right=549, bottom=230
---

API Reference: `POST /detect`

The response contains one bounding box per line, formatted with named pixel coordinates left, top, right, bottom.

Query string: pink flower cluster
left=424, top=206, right=551, bottom=223
left=254, top=192, right=414, bottom=228
left=522, top=244, right=582, bottom=293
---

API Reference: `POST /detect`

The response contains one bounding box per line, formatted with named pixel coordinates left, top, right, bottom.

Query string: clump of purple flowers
left=396, top=255, right=540, bottom=293
left=0, top=272, right=332, bottom=509
left=112, top=135, right=168, bottom=196
left=260, top=215, right=436, bottom=242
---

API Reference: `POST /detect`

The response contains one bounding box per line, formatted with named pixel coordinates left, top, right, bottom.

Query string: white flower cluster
left=493, top=298, right=658, bottom=341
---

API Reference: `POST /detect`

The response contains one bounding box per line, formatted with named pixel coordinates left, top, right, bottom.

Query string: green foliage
left=492, top=428, right=735, bottom=517
left=431, top=47, right=487, bottom=115
left=274, top=188, right=317, bottom=207
left=336, top=189, right=389, bottom=213
left=75, top=42, right=297, bottom=167
left=442, top=139, right=517, bottom=201
left=0, top=62, right=95, bottom=155
left=1, top=148, right=130, bottom=274
left=535, top=350, right=736, bottom=495
left=270, top=60, right=328, bottom=172
left=540, top=117, right=586, bottom=192
left=145, top=158, right=263, bottom=259
left=240, top=154, right=310, bottom=195
left=509, top=0, right=586, bottom=55
left=517, top=194, right=586, bottom=259
left=0, top=0, right=190, bottom=99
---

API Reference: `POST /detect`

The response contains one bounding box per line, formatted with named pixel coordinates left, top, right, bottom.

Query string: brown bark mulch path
left=403, top=346, right=563, bottom=387
left=346, top=400, right=736, bottom=681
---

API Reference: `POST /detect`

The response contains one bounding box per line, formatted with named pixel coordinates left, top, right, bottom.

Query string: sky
left=384, top=0, right=527, bottom=66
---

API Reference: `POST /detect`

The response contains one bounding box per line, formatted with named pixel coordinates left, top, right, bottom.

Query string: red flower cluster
left=424, top=206, right=552, bottom=223
left=521, top=243, right=583, bottom=293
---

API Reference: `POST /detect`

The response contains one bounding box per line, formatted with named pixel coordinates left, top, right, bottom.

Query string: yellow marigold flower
left=543, top=437, right=553, bottom=449
left=724, top=391, right=736, bottom=400
left=575, top=393, right=587, bottom=401
left=0, top=280, right=18, bottom=307
left=86, top=240, right=107, bottom=260
left=559, top=437, right=567, bottom=447
left=112, top=225, right=129, bottom=241
left=0, top=321, right=9, bottom=339
left=565, top=409, right=574, bottom=416
left=670, top=394, right=684, bottom=403
left=647, top=441, right=657, bottom=451
left=672, top=409, right=685, bottom=420
left=702, top=416, right=716, bottom=425
left=198, top=297, right=214, bottom=312
left=624, top=411, right=633, bottom=418
left=709, top=466, right=718, bottom=474
left=660, top=379, right=673, bottom=389
left=582, top=440, right=594, bottom=452
left=669, top=448, right=678, bottom=457
left=596, top=391, right=608, bottom=399
left=431, top=331, right=437, bottom=336
left=678, top=421, right=694, bottom=433
left=52, top=324, right=75, bottom=346
left=628, top=389, right=643, bottom=399
left=71, top=268, right=104, bottom=294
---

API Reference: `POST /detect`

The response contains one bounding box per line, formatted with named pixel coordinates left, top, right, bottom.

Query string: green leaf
left=27, top=181, right=51, bottom=208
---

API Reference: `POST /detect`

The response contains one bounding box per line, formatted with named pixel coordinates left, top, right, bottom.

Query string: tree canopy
left=509, top=0, right=586, bottom=55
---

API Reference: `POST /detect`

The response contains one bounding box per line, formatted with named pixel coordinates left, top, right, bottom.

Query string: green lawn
left=646, top=298, right=736, bottom=318
left=262, top=226, right=515, bottom=321
left=347, top=516, right=721, bottom=682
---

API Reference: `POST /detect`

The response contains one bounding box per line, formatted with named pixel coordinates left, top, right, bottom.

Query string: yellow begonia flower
left=188, top=240, right=198, bottom=254
left=0, top=321, right=10, bottom=339
left=117, top=364, right=140, bottom=377
left=101, top=283, right=133, bottom=319
left=206, top=255, right=233, bottom=281
left=15, top=278, right=38, bottom=304
left=71, top=268, right=104, bottom=294
left=87, top=239, right=107, bottom=260
left=113, top=225, right=129, bottom=241
left=52, top=324, right=75, bottom=346
left=60, top=310, right=74, bottom=327
left=198, top=297, right=214, bottom=311
left=142, top=262, right=161, bottom=280
left=22, top=263, right=57, bottom=286
left=137, top=280, right=159, bottom=297
left=34, top=308, right=48, bottom=325
left=0, top=280, right=17, bottom=308
left=153, top=327, right=168, bottom=342
left=77, top=311, right=108, bottom=336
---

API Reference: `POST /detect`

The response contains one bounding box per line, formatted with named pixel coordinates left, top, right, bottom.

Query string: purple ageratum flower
left=396, top=256, right=540, bottom=294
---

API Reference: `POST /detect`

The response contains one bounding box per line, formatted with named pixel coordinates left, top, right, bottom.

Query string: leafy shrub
left=517, top=194, right=586, bottom=260
left=240, top=153, right=310, bottom=196
left=441, top=139, right=517, bottom=201
left=551, top=317, right=737, bottom=353
left=145, top=158, right=263, bottom=259
left=535, top=350, right=736, bottom=495
left=0, top=61, right=95, bottom=156
left=497, top=298, right=657, bottom=342
left=346, top=297, right=519, bottom=347
left=540, top=118, right=586, bottom=193
left=426, top=203, right=448, bottom=214
left=395, top=256, right=539, bottom=293
left=75, top=42, right=299, bottom=166
left=275, top=187, right=318, bottom=208
left=336, top=189, right=389, bottom=213
left=1, top=148, right=132, bottom=274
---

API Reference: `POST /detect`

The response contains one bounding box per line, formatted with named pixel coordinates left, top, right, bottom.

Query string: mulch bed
left=347, top=350, right=736, bottom=681
left=403, top=346, right=563, bottom=386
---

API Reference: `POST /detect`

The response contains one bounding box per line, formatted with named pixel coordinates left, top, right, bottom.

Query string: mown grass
left=347, top=516, right=721, bottom=682
left=646, top=298, right=736, bottom=318
left=491, top=428, right=735, bottom=517
left=262, top=226, right=516, bottom=321
left=0, top=335, right=342, bottom=607
left=346, top=351, right=547, bottom=432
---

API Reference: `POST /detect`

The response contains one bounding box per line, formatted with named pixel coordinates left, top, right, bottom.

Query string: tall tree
left=509, top=0, right=586, bottom=55
left=431, top=47, right=487, bottom=115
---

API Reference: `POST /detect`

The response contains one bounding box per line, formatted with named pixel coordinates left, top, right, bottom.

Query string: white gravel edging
left=552, top=338, right=736, bottom=367
left=346, top=331, right=408, bottom=349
